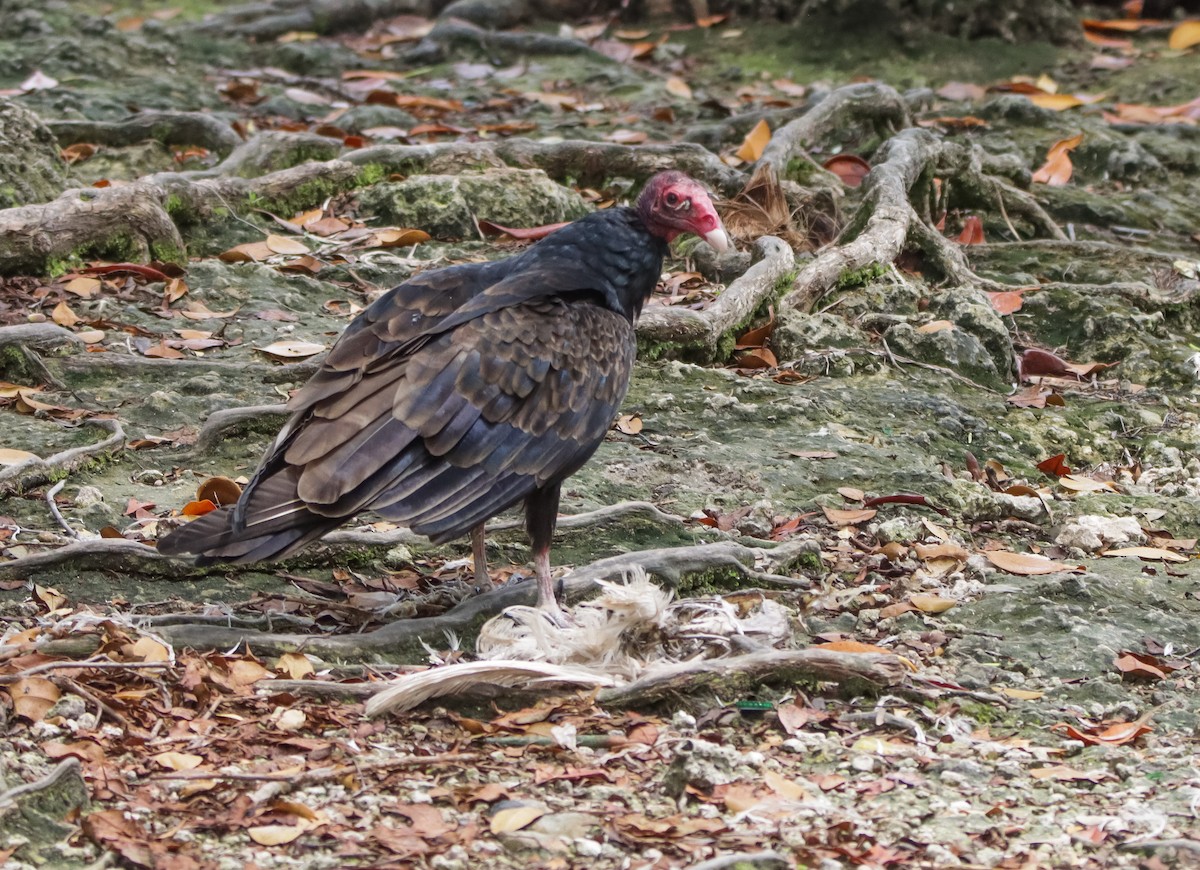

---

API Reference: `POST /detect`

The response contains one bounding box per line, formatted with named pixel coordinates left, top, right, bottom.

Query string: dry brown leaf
left=374, top=228, right=431, bottom=247
left=0, top=448, right=38, bottom=466
left=265, top=234, right=310, bottom=255
left=615, top=414, right=642, bottom=435
left=63, top=276, right=102, bottom=298
left=129, top=636, right=171, bottom=662
left=916, top=320, right=954, bottom=334
left=154, top=751, right=204, bottom=771
left=8, top=677, right=60, bottom=721
left=257, top=340, right=326, bottom=360
left=1103, top=546, right=1188, bottom=562
left=248, top=824, right=309, bottom=845
left=1058, top=474, right=1119, bottom=493
left=664, top=76, right=693, bottom=100
left=837, top=486, right=865, bottom=502
left=822, top=506, right=877, bottom=526
left=490, top=806, right=547, bottom=834
left=909, top=593, right=956, bottom=613
left=276, top=652, right=315, bottom=679
left=985, top=550, right=1083, bottom=575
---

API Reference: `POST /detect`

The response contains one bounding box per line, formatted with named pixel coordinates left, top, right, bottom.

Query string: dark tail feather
left=156, top=469, right=345, bottom=564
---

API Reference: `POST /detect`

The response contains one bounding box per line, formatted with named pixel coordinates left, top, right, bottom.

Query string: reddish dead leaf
left=1054, top=718, right=1152, bottom=747
left=955, top=215, right=985, bottom=245
left=373, top=228, right=432, bottom=247
left=1115, top=652, right=1167, bottom=680
left=82, top=263, right=174, bottom=283
left=82, top=810, right=156, bottom=868
left=1032, top=132, right=1084, bottom=186
left=736, top=347, right=777, bottom=369
left=61, top=142, right=98, bottom=164
left=861, top=493, right=949, bottom=515
left=477, top=220, right=570, bottom=241
left=1037, top=453, right=1072, bottom=476
left=986, top=289, right=1026, bottom=314
left=8, top=677, right=59, bottom=721
left=181, top=499, right=217, bottom=517
left=823, top=154, right=871, bottom=188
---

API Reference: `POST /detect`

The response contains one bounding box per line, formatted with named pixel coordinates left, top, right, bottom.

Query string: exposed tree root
left=188, top=0, right=432, bottom=41
left=150, top=539, right=817, bottom=660
left=270, top=647, right=905, bottom=714
left=322, top=500, right=687, bottom=550
left=0, top=537, right=190, bottom=582
left=0, top=418, right=126, bottom=496
left=344, top=138, right=748, bottom=197
left=757, top=82, right=911, bottom=180
left=47, top=112, right=243, bottom=155
left=194, top=403, right=289, bottom=455
left=636, top=236, right=794, bottom=360
left=0, top=323, right=82, bottom=388
left=781, top=127, right=1065, bottom=312
left=595, top=648, right=907, bottom=708
left=411, top=17, right=607, bottom=63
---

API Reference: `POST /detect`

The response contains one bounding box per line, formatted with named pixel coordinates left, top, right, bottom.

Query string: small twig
left=51, top=674, right=130, bottom=729
left=44, top=480, right=78, bottom=539
left=0, top=418, right=126, bottom=495
left=0, top=659, right=173, bottom=683
left=0, top=757, right=83, bottom=808
left=1119, top=839, right=1200, bottom=854
left=690, top=853, right=790, bottom=870
left=150, top=752, right=481, bottom=785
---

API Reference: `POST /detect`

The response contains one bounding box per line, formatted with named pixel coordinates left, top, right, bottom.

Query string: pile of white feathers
left=366, top=567, right=793, bottom=716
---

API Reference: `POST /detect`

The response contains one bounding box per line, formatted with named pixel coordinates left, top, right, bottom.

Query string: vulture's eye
left=665, top=192, right=679, bottom=206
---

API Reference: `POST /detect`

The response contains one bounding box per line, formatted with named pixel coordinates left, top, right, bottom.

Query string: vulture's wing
left=160, top=268, right=635, bottom=563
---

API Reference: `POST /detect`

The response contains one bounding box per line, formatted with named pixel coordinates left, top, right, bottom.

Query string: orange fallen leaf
left=1032, top=132, right=1084, bottom=186
left=986, top=289, right=1026, bottom=315
left=955, top=215, right=985, bottom=245
left=1168, top=20, right=1200, bottom=51
left=814, top=640, right=892, bottom=655
left=735, top=119, right=771, bottom=163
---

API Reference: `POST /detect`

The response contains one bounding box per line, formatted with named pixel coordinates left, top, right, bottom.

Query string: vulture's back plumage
left=157, top=173, right=729, bottom=611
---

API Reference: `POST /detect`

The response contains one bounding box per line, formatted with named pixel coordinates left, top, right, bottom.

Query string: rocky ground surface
left=0, top=0, right=1199, bottom=867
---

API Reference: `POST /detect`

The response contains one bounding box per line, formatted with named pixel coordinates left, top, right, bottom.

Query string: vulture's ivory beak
left=703, top=226, right=731, bottom=253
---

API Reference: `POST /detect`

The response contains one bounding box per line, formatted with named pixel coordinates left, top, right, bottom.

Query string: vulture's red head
left=637, top=171, right=729, bottom=253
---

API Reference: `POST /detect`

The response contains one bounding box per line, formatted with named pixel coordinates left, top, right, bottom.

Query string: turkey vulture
left=158, top=171, right=729, bottom=614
